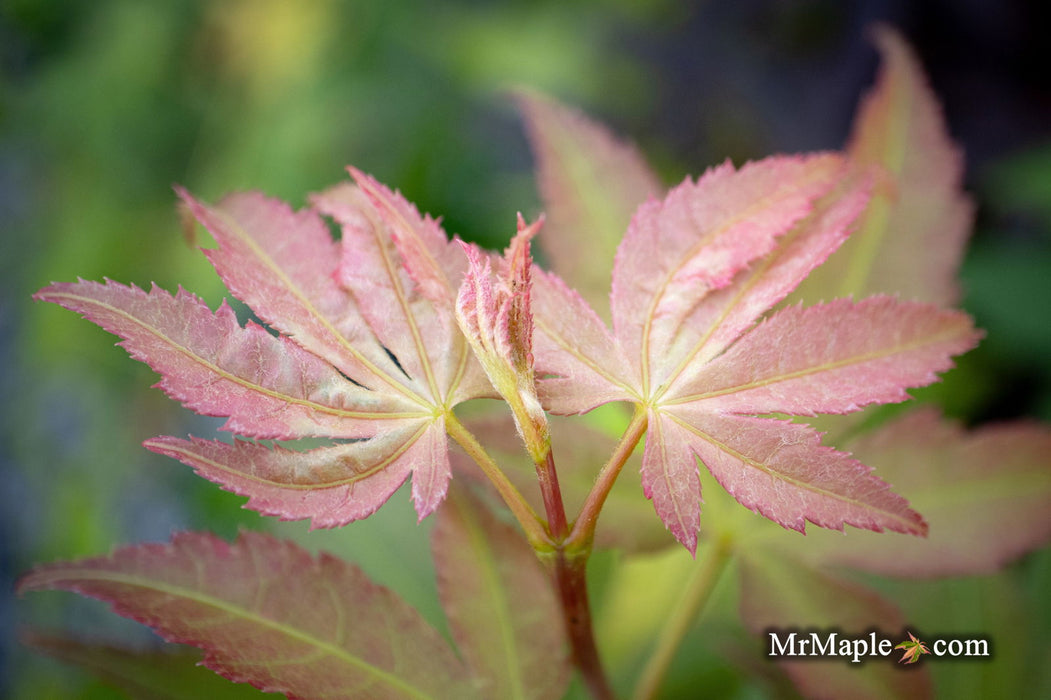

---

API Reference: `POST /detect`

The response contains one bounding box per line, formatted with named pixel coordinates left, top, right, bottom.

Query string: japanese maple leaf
left=531, top=153, right=981, bottom=552
left=35, top=168, right=492, bottom=527
left=895, top=631, right=931, bottom=664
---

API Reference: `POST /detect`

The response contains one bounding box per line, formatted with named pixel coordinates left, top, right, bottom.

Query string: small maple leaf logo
left=894, top=631, right=931, bottom=664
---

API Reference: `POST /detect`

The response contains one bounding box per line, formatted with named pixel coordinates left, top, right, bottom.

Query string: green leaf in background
left=433, top=483, right=571, bottom=700
left=517, top=91, right=662, bottom=317
left=791, top=25, right=972, bottom=307
left=804, top=408, right=1051, bottom=578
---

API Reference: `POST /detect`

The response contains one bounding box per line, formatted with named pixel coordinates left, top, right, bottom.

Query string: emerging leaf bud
left=456, top=216, right=550, bottom=464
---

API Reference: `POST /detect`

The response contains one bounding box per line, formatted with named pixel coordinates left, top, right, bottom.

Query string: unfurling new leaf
left=455, top=216, right=550, bottom=463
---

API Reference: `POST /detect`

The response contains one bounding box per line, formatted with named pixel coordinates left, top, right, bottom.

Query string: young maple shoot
left=40, top=156, right=980, bottom=552
left=23, top=157, right=977, bottom=697
left=456, top=216, right=550, bottom=469
left=25, top=27, right=1040, bottom=700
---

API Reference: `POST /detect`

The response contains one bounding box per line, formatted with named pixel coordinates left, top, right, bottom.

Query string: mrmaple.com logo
left=767, top=628, right=991, bottom=664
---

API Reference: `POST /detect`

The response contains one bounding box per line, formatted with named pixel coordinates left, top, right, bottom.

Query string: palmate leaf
left=38, top=170, right=494, bottom=526
left=311, top=171, right=494, bottom=405
left=610, top=156, right=844, bottom=383
left=895, top=632, right=931, bottom=665
left=748, top=20, right=1048, bottom=596
left=17, top=532, right=480, bottom=700
left=531, top=152, right=981, bottom=552
left=20, top=489, right=578, bottom=700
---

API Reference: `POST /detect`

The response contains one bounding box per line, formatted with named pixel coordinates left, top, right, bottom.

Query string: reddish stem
left=537, top=448, right=569, bottom=541
left=554, top=551, right=615, bottom=700
left=569, top=406, right=648, bottom=552
left=542, top=406, right=649, bottom=698
left=538, top=443, right=611, bottom=696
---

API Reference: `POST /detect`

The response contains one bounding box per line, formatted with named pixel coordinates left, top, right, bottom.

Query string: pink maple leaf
left=36, top=169, right=494, bottom=527
left=531, top=153, right=981, bottom=552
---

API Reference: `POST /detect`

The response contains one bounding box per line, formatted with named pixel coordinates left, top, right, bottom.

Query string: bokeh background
left=3, top=1, right=1049, bottom=698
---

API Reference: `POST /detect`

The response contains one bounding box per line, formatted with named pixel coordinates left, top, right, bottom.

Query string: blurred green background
left=3, top=1, right=1049, bottom=698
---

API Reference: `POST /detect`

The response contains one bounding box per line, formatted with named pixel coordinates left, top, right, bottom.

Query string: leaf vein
left=43, top=570, right=439, bottom=699
left=44, top=291, right=434, bottom=423
left=665, top=325, right=964, bottom=406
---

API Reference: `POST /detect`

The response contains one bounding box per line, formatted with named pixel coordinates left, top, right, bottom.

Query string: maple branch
left=553, top=550, right=615, bottom=700
left=568, top=405, right=648, bottom=553
left=541, top=407, right=650, bottom=699
left=451, top=414, right=606, bottom=696
left=632, top=535, right=734, bottom=700
left=445, top=413, right=551, bottom=550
